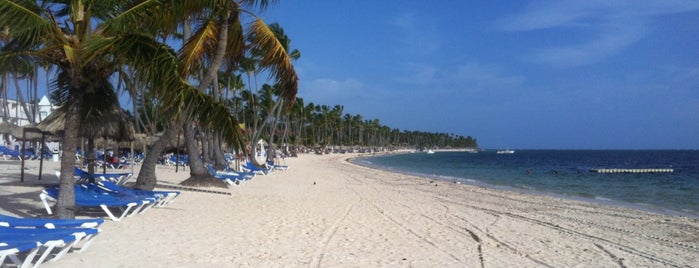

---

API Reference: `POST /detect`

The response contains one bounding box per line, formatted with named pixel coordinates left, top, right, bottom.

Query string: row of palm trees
left=285, top=102, right=478, bottom=149
left=1, top=1, right=477, bottom=221
left=227, top=93, right=479, bottom=149
left=138, top=72, right=479, bottom=153
left=0, top=0, right=298, bottom=219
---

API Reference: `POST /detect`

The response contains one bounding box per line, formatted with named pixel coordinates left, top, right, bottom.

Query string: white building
left=0, top=95, right=55, bottom=126
left=1, top=95, right=57, bottom=149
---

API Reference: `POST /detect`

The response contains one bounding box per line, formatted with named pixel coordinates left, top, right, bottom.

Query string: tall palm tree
left=137, top=0, right=298, bottom=186
left=0, top=0, right=246, bottom=218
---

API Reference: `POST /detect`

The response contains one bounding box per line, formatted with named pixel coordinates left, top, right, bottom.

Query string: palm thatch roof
left=37, top=106, right=136, bottom=141
left=0, top=121, right=17, bottom=134
left=10, top=125, right=46, bottom=140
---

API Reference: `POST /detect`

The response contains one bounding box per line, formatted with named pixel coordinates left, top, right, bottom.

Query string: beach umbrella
left=38, top=105, right=137, bottom=177
left=38, top=105, right=136, bottom=141
left=11, top=125, right=45, bottom=140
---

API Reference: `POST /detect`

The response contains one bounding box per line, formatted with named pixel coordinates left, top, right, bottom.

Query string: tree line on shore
left=135, top=80, right=478, bottom=152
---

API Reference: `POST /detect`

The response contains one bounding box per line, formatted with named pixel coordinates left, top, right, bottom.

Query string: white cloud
left=394, top=63, right=439, bottom=85
left=531, top=18, right=647, bottom=67
left=497, top=0, right=699, bottom=31
left=388, top=13, right=441, bottom=56
left=496, top=0, right=699, bottom=67
left=392, top=62, right=525, bottom=93
left=451, top=62, right=525, bottom=91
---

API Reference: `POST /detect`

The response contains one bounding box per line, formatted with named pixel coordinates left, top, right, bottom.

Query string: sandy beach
left=1, top=153, right=698, bottom=267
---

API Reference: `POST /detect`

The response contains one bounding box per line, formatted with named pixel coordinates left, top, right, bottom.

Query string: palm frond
left=224, top=11, right=245, bottom=72
left=0, top=1, right=58, bottom=50
left=103, top=0, right=225, bottom=38
left=177, top=83, right=247, bottom=150
left=101, top=0, right=171, bottom=35
left=0, top=0, right=44, bottom=31
left=178, top=15, right=219, bottom=77
left=241, top=0, right=278, bottom=11
left=111, top=32, right=244, bottom=148
left=247, top=18, right=298, bottom=105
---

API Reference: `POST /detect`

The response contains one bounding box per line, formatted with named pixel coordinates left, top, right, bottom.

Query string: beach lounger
left=1, top=226, right=101, bottom=267
left=206, top=164, right=254, bottom=185
left=242, top=161, right=272, bottom=175
left=223, top=165, right=256, bottom=179
left=74, top=167, right=133, bottom=185
left=0, top=146, right=21, bottom=160
left=40, top=185, right=152, bottom=221
left=266, top=160, right=289, bottom=171
left=0, top=214, right=103, bottom=229
left=94, top=180, right=180, bottom=207
left=0, top=239, right=41, bottom=268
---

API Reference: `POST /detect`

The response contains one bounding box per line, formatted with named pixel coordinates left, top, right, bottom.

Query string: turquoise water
left=353, top=150, right=699, bottom=218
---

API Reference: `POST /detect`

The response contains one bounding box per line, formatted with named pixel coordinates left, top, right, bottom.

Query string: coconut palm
left=0, top=0, right=247, bottom=218
left=161, top=1, right=298, bottom=186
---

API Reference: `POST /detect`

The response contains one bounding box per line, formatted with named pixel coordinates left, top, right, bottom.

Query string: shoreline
left=350, top=153, right=699, bottom=220
left=2, top=154, right=698, bottom=267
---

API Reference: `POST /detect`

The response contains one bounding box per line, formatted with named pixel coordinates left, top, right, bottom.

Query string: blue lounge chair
left=74, top=167, right=133, bottom=185
left=266, top=160, right=289, bottom=171
left=0, top=214, right=103, bottom=229
left=223, top=165, right=256, bottom=179
left=95, top=180, right=180, bottom=207
left=1, top=239, right=41, bottom=267
left=40, top=185, right=152, bottom=221
left=206, top=164, right=254, bottom=185
left=1, top=226, right=101, bottom=267
left=242, top=161, right=272, bottom=175
left=0, top=146, right=21, bottom=160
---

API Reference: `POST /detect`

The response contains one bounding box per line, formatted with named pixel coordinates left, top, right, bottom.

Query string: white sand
left=1, top=153, right=698, bottom=267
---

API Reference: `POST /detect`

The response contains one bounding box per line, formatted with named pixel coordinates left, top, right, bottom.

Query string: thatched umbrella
left=0, top=121, right=17, bottom=134
left=38, top=105, right=136, bottom=179
left=11, top=125, right=46, bottom=140
left=38, top=106, right=136, bottom=142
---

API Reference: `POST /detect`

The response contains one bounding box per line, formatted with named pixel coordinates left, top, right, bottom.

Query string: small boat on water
left=497, top=149, right=515, bottom=154
left=426, top=149, right=435, bottom=154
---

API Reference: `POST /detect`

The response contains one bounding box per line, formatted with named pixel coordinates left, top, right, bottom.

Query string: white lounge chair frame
left=39, top=191, right=150, bottom=222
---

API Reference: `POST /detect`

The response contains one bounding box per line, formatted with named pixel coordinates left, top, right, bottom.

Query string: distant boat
left=426, top=149, right=435, bottom=154
left=497, top=149, right=515, bottom=154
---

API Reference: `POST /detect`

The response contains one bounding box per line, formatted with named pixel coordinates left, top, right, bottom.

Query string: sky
left=259, top=0, right=699, bottom=149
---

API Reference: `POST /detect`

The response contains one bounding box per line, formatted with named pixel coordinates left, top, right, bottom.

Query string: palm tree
left=243, top=23, right=300, bottom=165
left=0, top=0, right=246, bottom=218
left=138, top=1, right=298, bottom=186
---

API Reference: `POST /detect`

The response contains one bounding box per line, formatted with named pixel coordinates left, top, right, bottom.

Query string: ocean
left=353, top=150, right=699, bottom=218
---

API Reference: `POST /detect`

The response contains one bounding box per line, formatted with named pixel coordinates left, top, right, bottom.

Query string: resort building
left=0, top=95, right=57, bottom=148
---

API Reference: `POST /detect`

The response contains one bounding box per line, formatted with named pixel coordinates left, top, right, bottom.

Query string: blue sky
left=261, top=0, right=699, bottom=149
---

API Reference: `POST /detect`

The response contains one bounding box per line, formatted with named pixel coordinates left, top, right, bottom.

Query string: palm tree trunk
left=201, top=130, right=211, bottom=164
left=13, top=72, right=35, bottom=124
left=1, top=72, right=8, bottom=121
left=181, top=9, right=231, bottom=181
left=32, top=64, right=39, bottom=121
left=212, top=133, right=227, bottom=168
left=183, top=122, right=209, bottom=177
left=86, top=138, right=96, bottom=182
left=56, top=101, right=81, bottom=219
left=250, top=99, right=283, bottom=165
left=134, top=125, right=177, bottom=191
left=179, top=121, right=227, bottom=187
